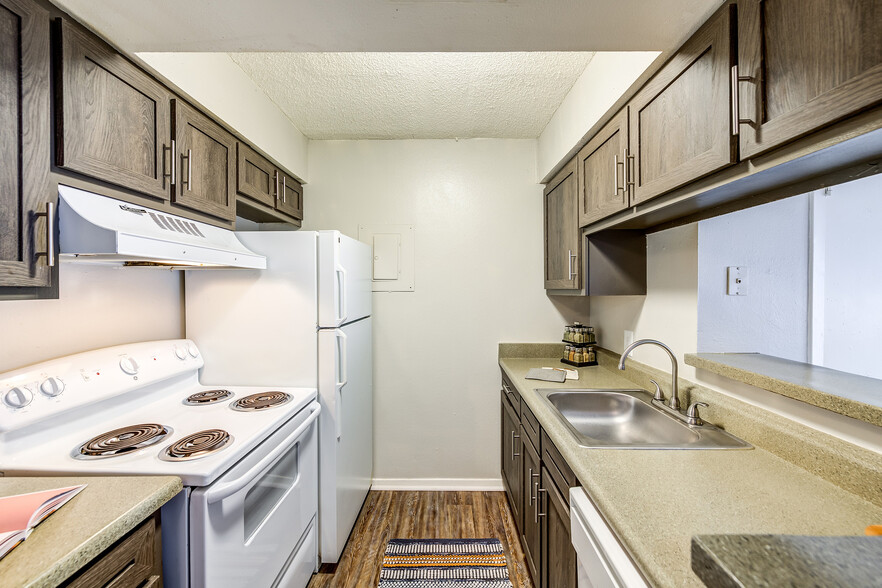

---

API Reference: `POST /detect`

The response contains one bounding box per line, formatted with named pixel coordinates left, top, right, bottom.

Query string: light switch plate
left=727, top=266, right=748, bottom=296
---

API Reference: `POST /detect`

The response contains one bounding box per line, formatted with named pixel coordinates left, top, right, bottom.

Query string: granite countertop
left=691, top=534, right=882, bottom=588
left=0, top=476, right=182, bottom=588
left=498, top=354, right=882, bottom=588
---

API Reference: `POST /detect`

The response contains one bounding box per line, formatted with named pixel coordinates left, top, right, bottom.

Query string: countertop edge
left=684, top=353, right=882, bottom=428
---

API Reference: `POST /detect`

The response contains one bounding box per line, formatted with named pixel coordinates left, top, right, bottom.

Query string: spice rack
left=561, top=322, right=598, bottom=367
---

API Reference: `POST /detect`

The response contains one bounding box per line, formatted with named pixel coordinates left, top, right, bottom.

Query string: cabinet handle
left=536, top=487, right=547, bottom=522
left=613, top=154, right=625, bottom=198
left=730, top=65, right=754, bottom=136
left=625, top=149, right=635, bottom=189
left=181, top=149, right=193, bottom=191
left=274, top=170, right=280, bottom=201
left=568, top=250, right=577, bottom=280
left=34, top=202, right=55, bottom=267
left=282, top=175, right=287, bottom=203
left=162, top=140, right=176, bottom=187
left=511, top=431, right=520, bottom=460
left=529, top=469, right=540, bottom=506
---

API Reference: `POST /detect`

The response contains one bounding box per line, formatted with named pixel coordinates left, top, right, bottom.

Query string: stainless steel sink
left=536, top=389, right=751, bottom=449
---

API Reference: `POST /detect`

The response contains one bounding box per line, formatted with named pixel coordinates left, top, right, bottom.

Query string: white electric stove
left=0, top=339, right=319, bottom=588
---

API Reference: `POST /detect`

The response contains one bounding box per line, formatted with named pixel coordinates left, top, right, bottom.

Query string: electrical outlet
left=727, top=266, right=748, bottom=296
left=624, top=330, right=635, bottom=348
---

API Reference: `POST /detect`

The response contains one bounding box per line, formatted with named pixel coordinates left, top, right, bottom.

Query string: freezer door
left=317, top=317, right=373, bottom=563
left=185, top=231, right=319, bottom=386
left=318, top=231, right=372, bottom=327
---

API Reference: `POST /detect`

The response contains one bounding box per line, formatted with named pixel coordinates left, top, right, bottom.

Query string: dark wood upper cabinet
left=276, top=170, right=303, bottom=220
left=55, top=19, right=173, bottom=201
left=236, top=141, right=276, bottom=208
left=544, top=158, right=581, bottom=290
left=0, top=0, right=52, bottom=288
left=578, top=108, right=630, bottom=226
left=736, top=0, right=882, bottom=158
left=172, top=99, right=236, bottom=221
left=628, top=4, right=736, bottom=204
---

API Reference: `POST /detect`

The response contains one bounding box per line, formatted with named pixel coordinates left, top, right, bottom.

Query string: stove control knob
left=40, top=377, right=65, bottom=397
left=4, top=386, right=33, bottom=409
left=119, top=357, right=140, bottom=375
left=174, top=346, right=187, bottom=360
left=186, top=343, right=199, bottom=358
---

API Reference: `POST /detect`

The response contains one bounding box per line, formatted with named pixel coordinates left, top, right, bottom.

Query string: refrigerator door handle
left=335, top=330, right=348, bottom=440
left=336, top=266, right=348, bottom=325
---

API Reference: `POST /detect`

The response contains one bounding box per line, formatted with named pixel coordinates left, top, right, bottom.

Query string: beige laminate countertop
left=0, top=476, right=182, bottom=588
left=499, top=357, right=882, bottom=588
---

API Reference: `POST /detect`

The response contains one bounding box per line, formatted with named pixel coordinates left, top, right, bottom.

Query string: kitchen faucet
left=618, top=339, right=681, bottom=411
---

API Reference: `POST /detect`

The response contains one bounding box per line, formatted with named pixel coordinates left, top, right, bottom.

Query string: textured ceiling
left=51, top=0, right=721, bottom=52
left=228, top=53, right=595, bottom=140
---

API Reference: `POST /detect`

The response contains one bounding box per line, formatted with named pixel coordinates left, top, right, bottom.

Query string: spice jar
left=587, top=326, right=596, bottom=344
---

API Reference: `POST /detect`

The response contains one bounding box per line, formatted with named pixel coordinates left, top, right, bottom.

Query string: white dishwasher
left=570, top=487, right=649, bottom=588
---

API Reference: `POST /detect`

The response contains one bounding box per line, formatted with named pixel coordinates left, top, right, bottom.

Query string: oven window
left=244, top=443, right=300, bottom=541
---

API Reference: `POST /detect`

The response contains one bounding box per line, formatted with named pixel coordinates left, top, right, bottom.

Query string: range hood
left=58, top=185, right=267, bottom=269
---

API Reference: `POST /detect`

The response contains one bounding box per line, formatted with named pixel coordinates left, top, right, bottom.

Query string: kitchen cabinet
left=55, top=19, right=174, bottom=201
left=0, top=0, right=52, bottom=288
left=520, top=418, right=541, bottom=581
left=578, top=108, right=630, bottom=226
left=236, top=142, right=303, bottom=221
left=172, top=99, right=236, bottom=221
left=544, top=157, right=581, bottom=290
left=501, top=387, right=522, bottom=529
left=65, top=512, right=162, bottom=588
left=628, top=4, right=736, bottom=204
left=500, top=377, right=578, bottom=588
left=736, top=0, right=882, bottom=159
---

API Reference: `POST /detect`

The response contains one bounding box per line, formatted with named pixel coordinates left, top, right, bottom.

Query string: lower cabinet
left=500, top=377, right=578, bottom=588
left=64, top=512, right=162, bottom=587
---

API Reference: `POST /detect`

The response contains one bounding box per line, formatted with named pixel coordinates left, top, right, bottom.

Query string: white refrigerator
left=184, top=230, right=373, bottom=566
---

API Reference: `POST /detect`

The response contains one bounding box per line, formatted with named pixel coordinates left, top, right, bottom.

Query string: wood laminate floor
left=308, top=490, right=534, bottom=588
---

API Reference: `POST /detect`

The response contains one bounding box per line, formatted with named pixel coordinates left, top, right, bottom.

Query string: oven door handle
left=203, top=403, right=320, bottom=505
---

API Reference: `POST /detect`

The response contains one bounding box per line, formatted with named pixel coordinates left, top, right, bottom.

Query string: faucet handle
left=686, top=402, right=709, bottom=426
left=648, top=379, right=665, bottom=402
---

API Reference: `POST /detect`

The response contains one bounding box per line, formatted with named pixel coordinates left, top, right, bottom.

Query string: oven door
left=189, top=401, right=320, bottom=588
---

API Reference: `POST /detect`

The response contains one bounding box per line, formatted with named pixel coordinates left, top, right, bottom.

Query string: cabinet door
left=578, top=108, right=630, bottom=226
left=172, top=99, right=236, bottom=221
left=520, top=431, right=542, bottom=584
left=629, top=5, right=736, bottom=204
left=737, top=0, right=882, bottom=158
left=276, top=171, right=303, bottom=220
left=0, top=0, right=52, bottom=287
left=500, top=392, right=522, bottom=529
left=544, top=158, right=581, bottom=290
left=236, top=141, right=275, bottom=207
left=540, top=470, right=577, bottom=588
left=56, top=20, right=173, bottom=200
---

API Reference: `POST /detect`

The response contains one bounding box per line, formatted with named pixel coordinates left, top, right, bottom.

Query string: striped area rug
left=378, top=538, right=514, bottom=588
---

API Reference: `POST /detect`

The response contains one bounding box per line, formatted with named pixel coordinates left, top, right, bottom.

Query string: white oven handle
left=203, top=403, right=320, bottom=505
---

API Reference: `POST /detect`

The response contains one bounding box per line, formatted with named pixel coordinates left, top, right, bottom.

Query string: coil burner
left=184, top=389, right=233, bottom=405
left=161, top=429, right=233, bottom=461
left=78, top=423, right=170, bottom=458
left=231, top=391, right=293, bottom=412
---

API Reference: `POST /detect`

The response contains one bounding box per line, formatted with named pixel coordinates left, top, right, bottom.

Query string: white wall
left=821, top=175, right=882, bottom=379
left=590, top=224, right=699, bottom=379
left=536, top=52, right=659, bottom=182
left=304, top=139, right=588, bottom=488
left=137, top=53, right=310, bottom=181
left=697, top=195, right=810, bottom=361
left=0, top=265, right=182, bottom=372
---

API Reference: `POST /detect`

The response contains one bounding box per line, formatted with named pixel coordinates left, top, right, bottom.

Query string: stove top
left=0, top=340, right=317, bottom=486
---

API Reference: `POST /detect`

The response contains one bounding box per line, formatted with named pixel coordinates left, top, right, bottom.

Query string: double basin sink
left=537, top=388, right=750, bottom=449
